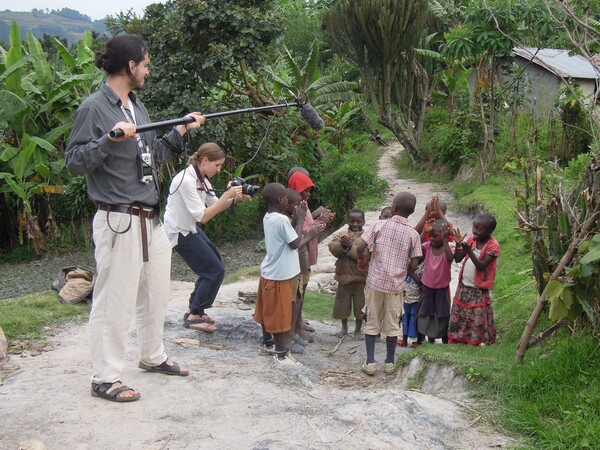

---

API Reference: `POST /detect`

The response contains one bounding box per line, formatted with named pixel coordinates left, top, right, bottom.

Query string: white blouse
left=163, top=165, right=218, bottom=248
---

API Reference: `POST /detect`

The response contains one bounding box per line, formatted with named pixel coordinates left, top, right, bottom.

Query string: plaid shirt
left=361, top=216, right=422, bottom=294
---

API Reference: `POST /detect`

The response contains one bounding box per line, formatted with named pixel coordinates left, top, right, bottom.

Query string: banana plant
left=321, top=100, right=362, bottom=153
left=0, top=21, right=101, bottom=253
left=267, top=39, right=360, bottom=110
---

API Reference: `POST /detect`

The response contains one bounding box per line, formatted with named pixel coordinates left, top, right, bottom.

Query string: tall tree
left=325, top=0, right=430, bottom=163
left=124, top=0, right=292, bottom=180
left=127, top=0, right=283, bottom=120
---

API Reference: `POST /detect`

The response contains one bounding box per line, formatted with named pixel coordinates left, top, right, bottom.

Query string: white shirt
left=260, top=212, right=300, bottom=280
left=164, top=165, right=218, bottom=248
left=461, top=247, right=481, bottom=287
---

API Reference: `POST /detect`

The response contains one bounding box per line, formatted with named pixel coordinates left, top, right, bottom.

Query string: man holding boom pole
left=65, top=34, right=204, bottom=402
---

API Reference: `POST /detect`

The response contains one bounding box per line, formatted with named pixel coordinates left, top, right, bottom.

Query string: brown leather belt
left=97, top=203, right=157, bottom=262
left=98, top=203, right=157, bottom=218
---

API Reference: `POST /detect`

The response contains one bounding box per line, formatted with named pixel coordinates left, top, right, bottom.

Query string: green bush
left=202, top=196, right=265, bottom=244
left=494, top=112, right=551, bottom=164
left=51, top=176, right=95, bottom=224
left=0, top=24, right=101, bottom=254
left=419, top=107, right=480, bottom=175
left=318, top=152, right=387, bottom=221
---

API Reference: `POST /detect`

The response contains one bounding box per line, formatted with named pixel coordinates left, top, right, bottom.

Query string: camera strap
left=191, top=165, right=226, bottom=195
left=119, top=102, right=143, bottom=152
left=119, top=100, right=158, bottom=189
left=192, top=164, right=212, bottom=192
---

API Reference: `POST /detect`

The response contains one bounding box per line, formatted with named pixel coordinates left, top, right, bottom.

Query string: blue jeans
left=402, top=301, right=419, bottom=338
left=175, top=227, right=224, bottom=315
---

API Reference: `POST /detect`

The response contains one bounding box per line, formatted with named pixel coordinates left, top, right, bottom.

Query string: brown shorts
left=290, top=275, right=300, bottom=302
left=253, top=276, right=293, bottom=333
left=332, top=281, right=366, bottom=320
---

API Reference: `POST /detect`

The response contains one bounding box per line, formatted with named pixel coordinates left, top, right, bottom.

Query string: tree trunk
left=24, top=211, right=48, bottom=256
left=379, top=116, right=418, bottom=164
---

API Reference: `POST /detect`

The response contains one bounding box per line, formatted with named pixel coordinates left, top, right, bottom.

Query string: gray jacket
left=65, top=83, right=184, bottom=206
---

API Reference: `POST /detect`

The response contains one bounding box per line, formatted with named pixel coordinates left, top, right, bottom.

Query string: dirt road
left=0, top=143, right=511, bottom=450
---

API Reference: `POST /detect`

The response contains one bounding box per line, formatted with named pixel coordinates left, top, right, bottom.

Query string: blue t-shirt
left=261, top=212, right=300, bottom=280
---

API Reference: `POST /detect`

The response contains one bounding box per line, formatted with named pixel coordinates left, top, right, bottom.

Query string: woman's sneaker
left=259, top=344, right=276, bottom=356
left=274, top=353, right=302, bottom=366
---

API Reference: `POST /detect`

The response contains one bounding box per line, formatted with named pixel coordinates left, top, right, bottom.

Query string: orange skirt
left=253, top=276, right=293, bottom=333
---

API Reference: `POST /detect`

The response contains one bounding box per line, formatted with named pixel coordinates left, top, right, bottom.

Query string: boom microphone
left=108, top=97, right=324, bottom=138
left=300, top=102, right=324, bottom=131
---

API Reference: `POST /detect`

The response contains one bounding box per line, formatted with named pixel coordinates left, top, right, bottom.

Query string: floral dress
left=448, top=236, right=500, bottom=345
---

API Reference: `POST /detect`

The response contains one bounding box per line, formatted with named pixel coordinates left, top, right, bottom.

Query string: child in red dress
left=448, top=214, right=500, bottom=345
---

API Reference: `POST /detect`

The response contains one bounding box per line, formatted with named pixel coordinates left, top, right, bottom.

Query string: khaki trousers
left=89, top=210, right=170, bottom=384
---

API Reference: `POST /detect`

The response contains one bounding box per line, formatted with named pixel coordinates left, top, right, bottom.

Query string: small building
left=468, top=47, right=600, bottom=117
left=512, top=47, right=600, bottom=116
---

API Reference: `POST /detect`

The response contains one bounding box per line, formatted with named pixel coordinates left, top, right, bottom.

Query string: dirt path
left=0, top=143, right=511, bottom=450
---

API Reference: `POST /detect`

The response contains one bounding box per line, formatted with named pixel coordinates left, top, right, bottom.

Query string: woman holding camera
left=164, top=142, right=251, bottom=332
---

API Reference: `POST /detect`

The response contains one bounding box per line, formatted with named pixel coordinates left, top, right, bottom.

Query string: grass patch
left=498, top=336, right=600, bottom=450
left=0, top=290, right=89, bottom=341
left=223, top=265, right=261, bottom=285
left=302, top=290, right=335, bottom=321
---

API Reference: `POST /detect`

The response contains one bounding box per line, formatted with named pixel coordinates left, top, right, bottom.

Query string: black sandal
left=91, top=381, right=140, bottom=402
left=138, top=359, right=189, bottom=376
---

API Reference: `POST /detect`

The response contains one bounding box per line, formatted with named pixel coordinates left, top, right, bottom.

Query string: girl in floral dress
left=448, top=214, right=500, bottom=345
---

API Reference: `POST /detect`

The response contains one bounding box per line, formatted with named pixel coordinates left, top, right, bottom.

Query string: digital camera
left=231, top=177, right=259, bottom=197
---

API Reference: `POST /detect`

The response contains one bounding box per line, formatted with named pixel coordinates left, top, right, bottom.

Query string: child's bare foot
left=302, top=322, right=315, bottom=333
left=353, top=330, right=362, bottom=340
left=297, top=330, right=314, bottom=343
left=335, top=328, right=348, bottom=338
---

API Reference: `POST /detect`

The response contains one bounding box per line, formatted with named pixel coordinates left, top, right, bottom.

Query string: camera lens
left=243, top=184, right=259, bottom=197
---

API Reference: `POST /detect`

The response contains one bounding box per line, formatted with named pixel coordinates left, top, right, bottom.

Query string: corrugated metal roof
left=514, top=47, right=600, bottom=80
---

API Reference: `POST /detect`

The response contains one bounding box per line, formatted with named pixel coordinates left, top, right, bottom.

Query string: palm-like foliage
left=267, top=40, right=360, bottom=110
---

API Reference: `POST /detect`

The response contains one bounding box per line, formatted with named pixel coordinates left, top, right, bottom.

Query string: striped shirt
left=361, top=216, right=422, bottom=294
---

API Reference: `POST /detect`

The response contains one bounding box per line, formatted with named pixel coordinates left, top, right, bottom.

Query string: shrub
left=318, top=152, right=387, bottom=221
left=419, top=107, right=480, bottom=175
left=202, top=196, right=265, bottom=244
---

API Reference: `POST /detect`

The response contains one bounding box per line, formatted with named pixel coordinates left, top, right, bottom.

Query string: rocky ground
left=0, top=143, right=514, bottom=450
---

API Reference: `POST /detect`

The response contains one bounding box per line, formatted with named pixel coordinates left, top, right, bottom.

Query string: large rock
left=0, top=325, right=8, bottom=363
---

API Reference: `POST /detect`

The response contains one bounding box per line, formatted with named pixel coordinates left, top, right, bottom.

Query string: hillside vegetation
left=0, top=10, right=106, bottom=44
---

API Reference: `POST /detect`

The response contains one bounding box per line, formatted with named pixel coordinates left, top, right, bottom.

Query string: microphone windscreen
left=300, top=103, right=324, bottom=131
